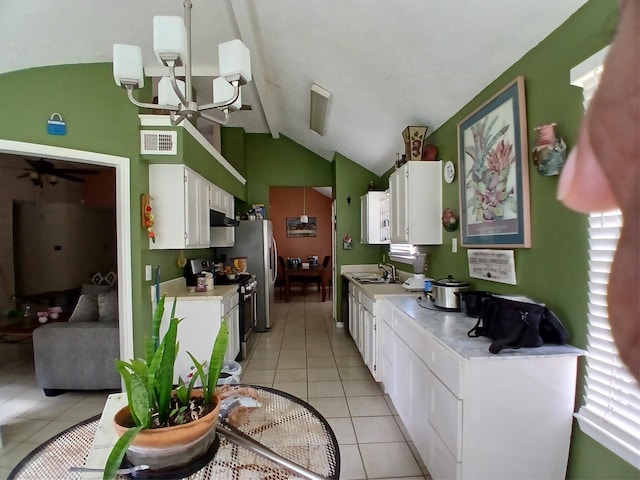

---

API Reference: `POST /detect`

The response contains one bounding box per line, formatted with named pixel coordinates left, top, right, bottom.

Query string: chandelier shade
left=112, top=0, right=251, bottom=126
left=113, top=44, right=145, bottom=88
left=153, top=16, right=187, bottom=66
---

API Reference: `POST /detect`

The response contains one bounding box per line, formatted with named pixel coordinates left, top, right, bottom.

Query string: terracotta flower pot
left=113, top=390, right=221, bottom=470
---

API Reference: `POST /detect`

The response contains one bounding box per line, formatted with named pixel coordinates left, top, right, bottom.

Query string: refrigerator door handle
left=271, top=236, right=278, bottom=283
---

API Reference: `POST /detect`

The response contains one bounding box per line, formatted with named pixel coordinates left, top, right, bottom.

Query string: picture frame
left=457, top=76, right=531, bottom=248
left=286, top=217, right=317, bottom=237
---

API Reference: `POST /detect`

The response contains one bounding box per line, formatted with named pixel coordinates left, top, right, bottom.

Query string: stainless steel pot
left=431, top=275, right=469, bottom=310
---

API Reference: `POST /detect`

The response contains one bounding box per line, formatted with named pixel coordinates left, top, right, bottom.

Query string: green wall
left=386, top=1, right=635, bottom=478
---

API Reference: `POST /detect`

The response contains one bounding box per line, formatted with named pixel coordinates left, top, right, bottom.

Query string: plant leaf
left=102, top=426, right=143, bottom=480
left=186, top=351, right=206, bottom=393
left=115, top=361, right=149, bottom=427
left=147, top=294, right=166, bottom=365
left=206, top=320, right=228, bottom=403
left=157, top=316, right=179, bottom=424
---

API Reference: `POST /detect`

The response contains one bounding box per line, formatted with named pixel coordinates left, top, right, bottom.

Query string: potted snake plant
left=102, top=294, right=228, bottom=480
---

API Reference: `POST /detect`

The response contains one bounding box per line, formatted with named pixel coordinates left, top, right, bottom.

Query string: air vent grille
left=140, top=130, right=177, bottom=155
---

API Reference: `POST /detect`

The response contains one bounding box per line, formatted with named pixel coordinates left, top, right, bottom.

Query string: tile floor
left=0, top=290, right=431, bottom=480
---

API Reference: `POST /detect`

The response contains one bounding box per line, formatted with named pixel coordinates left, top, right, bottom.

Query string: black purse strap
left=467, top=317, right=484, bottom=337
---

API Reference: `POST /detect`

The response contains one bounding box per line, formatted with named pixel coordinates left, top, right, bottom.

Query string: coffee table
left=8, top=385, right=340, bottom=480
left=0, top=313, right=69, bottom=343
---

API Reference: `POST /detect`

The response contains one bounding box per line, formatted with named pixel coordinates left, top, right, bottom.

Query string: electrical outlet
left=452, top=238, right=458, bottom=254
left=145, top=265, right=152, bottom=281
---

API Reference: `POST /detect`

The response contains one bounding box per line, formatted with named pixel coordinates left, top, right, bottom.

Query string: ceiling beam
left=231, top=0, right=280, bottom=138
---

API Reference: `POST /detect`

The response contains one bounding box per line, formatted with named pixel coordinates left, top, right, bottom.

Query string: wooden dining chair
left=279, top=256, right=307, bottom=296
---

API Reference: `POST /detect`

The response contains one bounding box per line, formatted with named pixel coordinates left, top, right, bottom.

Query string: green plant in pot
left=102, top=294, right=228, bottom=480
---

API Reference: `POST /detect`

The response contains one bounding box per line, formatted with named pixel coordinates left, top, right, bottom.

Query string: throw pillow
left=81, top=284, right=112, bottom=299
left=98, top=290, right=118, bottom=322
left=68, top=295, right=99, bottom=322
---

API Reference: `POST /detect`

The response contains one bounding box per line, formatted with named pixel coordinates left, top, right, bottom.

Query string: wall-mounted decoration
left=342, top=234, right=353, bottom=250
left=532, top=123, right=567, bottom=176
left=141, top=194, right=155, bottom=242
left=457, top=76, right=531, bottom=248
left=286, top=217, right=317, bottom=237
left=443, top=160, right=456, bottom=183
left=47, top=113, right=67, bottom=136
left=467, top=249, right=517, bottom=285
left=441, top=208, right=459, bottom=232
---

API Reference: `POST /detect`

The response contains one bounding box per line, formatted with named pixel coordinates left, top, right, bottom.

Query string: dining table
left=284, top=265, right=328, bottom=302
left=8, top=386, right=340, bottom=480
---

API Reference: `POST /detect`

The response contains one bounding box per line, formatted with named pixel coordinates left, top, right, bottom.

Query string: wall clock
left=444, top=160, right=456, bottom=183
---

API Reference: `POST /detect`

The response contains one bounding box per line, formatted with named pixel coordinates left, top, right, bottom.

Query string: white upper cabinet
left=149, top=164, right=211, bottom=249
left=361, top=191, right=390, bottom=244
left=389, top=161, right=442, bottom=245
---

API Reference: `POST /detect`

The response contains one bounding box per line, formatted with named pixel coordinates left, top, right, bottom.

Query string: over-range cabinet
left=217, top=220, right=277, bottom=331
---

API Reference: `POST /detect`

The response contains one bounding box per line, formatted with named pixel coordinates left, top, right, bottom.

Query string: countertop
left=385, top=295, right=585, bottom=360
left=342, top=271, right=417, bottom=298
left=152, top=277, right=238, bottom=301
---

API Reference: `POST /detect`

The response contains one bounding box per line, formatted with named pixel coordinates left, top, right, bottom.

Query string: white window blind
left=571, top=47, right=640, bottom=468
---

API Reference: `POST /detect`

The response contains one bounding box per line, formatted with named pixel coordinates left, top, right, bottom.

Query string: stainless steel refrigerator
left=219, top=220, right=277, bottom=331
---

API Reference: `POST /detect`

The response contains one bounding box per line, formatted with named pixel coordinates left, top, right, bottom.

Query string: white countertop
left=342, top=271, right=417, bottom=298
left=385, top=295, right=585, bottom=360
left=152, top=277, right=238, bottom=301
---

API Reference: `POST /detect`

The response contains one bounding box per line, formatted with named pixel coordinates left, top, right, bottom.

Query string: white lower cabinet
left=379, top=298, right=579, bottom=480
left=223, top=293, right=240, bottom=362
left=348, top=283, right=379, bottom=380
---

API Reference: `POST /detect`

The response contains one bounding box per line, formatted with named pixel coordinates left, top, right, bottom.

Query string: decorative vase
left=402, top=126, right=428, bottom=161
left=532, top=123, right=567, bottom=176
left=113, top=390, right=221, bottom=470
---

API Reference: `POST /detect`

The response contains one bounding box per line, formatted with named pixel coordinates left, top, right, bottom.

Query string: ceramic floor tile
left=272, top=382, right=307, bottom=400
left=343, top=380, right=383, bottom=397
left=241, top=369, right=276, bottom=384
left=273, top=368, right=307, bottom=383
left=352, top=416, right=405, bottom=443
left=308, top=397, right=350, bottom=418
left=359, top=442, right=423, bottom=479
left=0, top=418, right=49, bottom=443
left=307, top=368, right=340, bottom=382
left=335, top=355, right=367, bottom=368
left=307, top=356, right=337, bottom=369
left=326, top=417, right=357, bottom=444
left=246, top=357, right=279, bottom=370
left=337, top=444, right=367, bottom=480
left=339, top=366, right=374, bottom=381
left=347, top=396, right=392, bottom=417
left=308, top=381, right=344, bottom=398
left=0, top=441, right=40, bottom=469
left=23, top=420, right=78, bottom=444
left=277, top=356, right=307, bottom=369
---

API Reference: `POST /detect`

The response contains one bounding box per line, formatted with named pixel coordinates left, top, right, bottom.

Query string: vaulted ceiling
left=1, top=0, right=587, bottom=175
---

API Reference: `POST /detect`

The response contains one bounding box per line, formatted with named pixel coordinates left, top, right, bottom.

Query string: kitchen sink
left=350, top=273, right=397, bottom=284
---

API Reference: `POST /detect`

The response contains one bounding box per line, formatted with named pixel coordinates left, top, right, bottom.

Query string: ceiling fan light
left=219, top=39, right=252, bottom=84
left=158, top=76, right=186, bottom=108
left=213, top=77, right=242, bottom=111
left=310, top=83, right=331, bottom=136
left=48, top=175, right=58, bottom=185
left=29, top=171, right=39, bottom=180
left=153, top=16, right=187, bottom=66
left=113, top=44, right=144, bottom=88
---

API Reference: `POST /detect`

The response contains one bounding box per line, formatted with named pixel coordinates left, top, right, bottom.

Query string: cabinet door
left=224, top=304, right=240, bottom=362
left=363, top=308, right=377, bottom=378
left=360, top=195, right=369, bottom=243
left=380, top=192, right=390, bottom=243
left=210, top=227, right=235, bottom=247
left=184, top=169, right=210, bottom=248
left=408, top=349, right=431, bottom=464
left=389, top=166, right=408, bottom=243
left=393, top=335, right=410, bottom=421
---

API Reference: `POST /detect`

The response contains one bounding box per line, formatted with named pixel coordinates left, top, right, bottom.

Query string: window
left=571, top=48, right=640, bottom=468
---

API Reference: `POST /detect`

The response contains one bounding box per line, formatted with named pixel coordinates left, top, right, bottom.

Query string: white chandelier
left=112, top=0, right=251, bottom=126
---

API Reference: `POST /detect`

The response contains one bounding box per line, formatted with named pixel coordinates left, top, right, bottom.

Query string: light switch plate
left=452, top=238, right=458, bottom=253
left=145, top=265, right=152, bottom=281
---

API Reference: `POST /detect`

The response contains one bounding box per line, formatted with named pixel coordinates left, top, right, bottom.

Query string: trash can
left=217, top=361, right=243, bottom=385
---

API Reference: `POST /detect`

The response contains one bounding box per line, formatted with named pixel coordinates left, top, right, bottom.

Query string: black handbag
left=467, top=295, right=570, bottom=354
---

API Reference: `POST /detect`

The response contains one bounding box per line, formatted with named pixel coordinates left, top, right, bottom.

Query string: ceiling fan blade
left=54, top=172, right=86, bottom=182
left=16, top=173, right=31, bottom=179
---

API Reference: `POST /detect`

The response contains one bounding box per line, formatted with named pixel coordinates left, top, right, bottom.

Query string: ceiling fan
left=16, top=158, right=99, bottom=188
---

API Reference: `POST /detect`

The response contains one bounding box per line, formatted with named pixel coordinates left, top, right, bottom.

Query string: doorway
left=0, top=139, right=133, bottom=361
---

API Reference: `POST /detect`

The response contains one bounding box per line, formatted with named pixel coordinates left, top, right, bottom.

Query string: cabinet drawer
left=359, top=291, right=375, bottom=313
left=223, top=292, right=239, bottom=313
left=379, top=299, right=393, bottom=327
left=427, top=337, right=463, bottom=398
left=427, top=422, right=461, bottom=480
left=429, top=374, right=462, bottom=462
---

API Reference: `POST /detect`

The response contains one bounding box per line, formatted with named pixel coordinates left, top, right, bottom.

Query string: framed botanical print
left=457, top=76, right=531, bottom=248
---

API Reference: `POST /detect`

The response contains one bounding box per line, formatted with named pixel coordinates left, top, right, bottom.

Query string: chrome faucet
left=378, top=263, right=397, bottom=283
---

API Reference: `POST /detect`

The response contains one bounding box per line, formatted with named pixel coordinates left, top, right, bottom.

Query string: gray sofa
left=32, top=284, right=122, bottom=396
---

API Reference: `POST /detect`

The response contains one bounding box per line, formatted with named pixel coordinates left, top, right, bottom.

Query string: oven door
left=239, top=290, right=257, bottom=359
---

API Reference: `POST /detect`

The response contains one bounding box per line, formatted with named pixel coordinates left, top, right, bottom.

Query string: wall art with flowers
left=457, top=76, right=531, bottom=248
